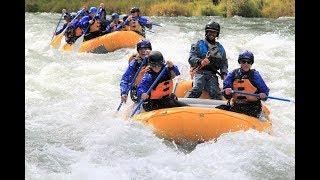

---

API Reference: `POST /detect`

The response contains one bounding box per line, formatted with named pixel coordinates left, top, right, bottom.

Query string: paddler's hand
left=166, top=60, right=173, bottom=68
left=121, top=94, right=127, bottom=103
left=259, top=93, right=267, bottom=100
left=141, top=93, right=149, bottom=100
left=224, top=88, right=232, bottom=95
left=201, top=57, right=210, bottom=66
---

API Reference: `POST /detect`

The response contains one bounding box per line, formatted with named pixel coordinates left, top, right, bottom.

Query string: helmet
left=130, top=7, right=140, bottom=13
left=111, top=13, right=119, bottom=19
left=63, top=13, right=71, bottom=19
left=89, top=7, right=97, bottom=13
left=238, top=50, right=254, bottom=64
left=205, top=20, right=220, bottom=37
left=137, top=40, right=152, bottom=50
left=148, top=51, right=164, bottom=66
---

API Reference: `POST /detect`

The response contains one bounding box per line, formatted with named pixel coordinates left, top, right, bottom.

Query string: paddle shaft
left=232, top=90, right=295, bottom=103
left=116, top=57, right=148, bottom=112
left=52, top=12, right=65, bottom=40
left=130, top=66, right=168, bottom=117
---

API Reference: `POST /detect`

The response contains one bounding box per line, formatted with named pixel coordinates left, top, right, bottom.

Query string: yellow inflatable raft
left=131, top=80, right=272, bottom=144
left=61, top=31, right=144, bottom=53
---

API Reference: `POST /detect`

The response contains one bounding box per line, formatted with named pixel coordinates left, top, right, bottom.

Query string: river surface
left=25, top=12, right=295, bottom=180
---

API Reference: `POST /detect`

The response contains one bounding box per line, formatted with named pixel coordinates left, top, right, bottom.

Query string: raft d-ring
left=161, top=111, right=167, bottom=115
left=199, top=113, right=205, bottom=117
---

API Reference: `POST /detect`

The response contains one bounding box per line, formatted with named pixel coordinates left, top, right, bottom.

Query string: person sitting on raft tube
left=216, top=50, right=270, bottom=118
left=120, top=40, right=152, bottom=103
left=123, top=7, right=152, bottom=37
left=137, top=51, right=189, bottom=112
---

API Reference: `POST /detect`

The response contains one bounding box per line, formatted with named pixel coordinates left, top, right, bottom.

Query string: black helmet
left=63, top=13, right=71, bottom=20
left=205, top=21, right=220, bottom=37
left=238, top=50, right=254, bottom=64
left=148, top=51, right=164, bottom=66
left=130, top=7, right=140, bottom=13
left=137, top=40, right=152, bottom=50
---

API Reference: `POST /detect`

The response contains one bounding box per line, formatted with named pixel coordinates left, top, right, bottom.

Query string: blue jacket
left=120, top=60, right=143, bottom=96
left=78, top=15, right=100, bottom=30
left=137, top=65, right=180, bottom=98
left=222, top=68, right=270, bottom=100
left=55, top=23, right=68, bottom=35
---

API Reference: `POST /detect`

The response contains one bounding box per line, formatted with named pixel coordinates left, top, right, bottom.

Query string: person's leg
left=185, top=72, right=205, bottom=98
left=205, top=73, right=222, bottom=100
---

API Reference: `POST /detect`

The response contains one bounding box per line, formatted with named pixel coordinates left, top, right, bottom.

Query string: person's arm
left=120, top=61, right=137, bottom=96
left=253, top=71, right=270, bottom=100
left=55, top=23, right=67, bottom=35
left=78, top=16, right=90, bottom=29
left=139, top=17, right=152, bottom=29
left=188, top=41, right=202, bottom=67
left=221, top=70, right=235, bottom=99
left=166, top=61, right=180, bottom=79
left=218, top=44, right=228, bottom=79
left=137, top=73, right=152, bottom=99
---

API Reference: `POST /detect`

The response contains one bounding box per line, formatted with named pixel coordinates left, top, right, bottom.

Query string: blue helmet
left=238, top=50, right=254, bottom=64
left=111, top=13, right=119, bottom=19
left=137, top=40, right=152, bottom=50
left=89, top=7, right=97, bottom=13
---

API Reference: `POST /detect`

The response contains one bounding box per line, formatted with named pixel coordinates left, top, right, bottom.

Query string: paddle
left=152, top=23, right=162, bottom=27
left=130, top=66, right=168, bottom=118
left=116, top=56, right=148, bottom=112
left=172, top=63, right=187, bottom=94
left=51, top=9, right=66, bottom=41
left=50, top=10, right=83, bottom=48
left=72, top=7, right=100, bottom=52
left=232, top=90, right=295, bottom=103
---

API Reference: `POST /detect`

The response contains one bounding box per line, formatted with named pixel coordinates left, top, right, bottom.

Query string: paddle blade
left=50, top=28, right=66, bottom=48
left=72, top=34, right=84, bottom=52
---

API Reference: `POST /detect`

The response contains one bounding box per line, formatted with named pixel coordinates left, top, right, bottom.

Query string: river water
left=25, top=12, right=295, bottom=180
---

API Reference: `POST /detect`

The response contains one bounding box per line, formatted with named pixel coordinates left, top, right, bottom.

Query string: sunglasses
left=240, top=59, right=253, bottom=64
left=150, top=63, right=162, bottom=68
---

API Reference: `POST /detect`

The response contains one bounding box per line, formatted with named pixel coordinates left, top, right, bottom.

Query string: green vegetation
left=25, top=0, right=295, bottom=18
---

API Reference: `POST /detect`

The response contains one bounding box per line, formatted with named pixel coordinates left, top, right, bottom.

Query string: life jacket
left=131, top=55, right=149, bottom=86
left=75, top=27, right=83, bottom=37
left=89, top=19, right=101, bottom=32
left=150, top=80, right=173, bottom=99
left=148, top=68, right=173, bottom=99
left=232, top=68, right=258, bottom=102
left=135, top=66, right=149, bottom=86
left=198, top=39, right=224, bottom=73
left=128, top=18, right=145, bottom=37
left=189, top=39, right=225, bottom=79
left=128, top=53, right=139, bottom=64
left=120, top=25, right=130, bottom=31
